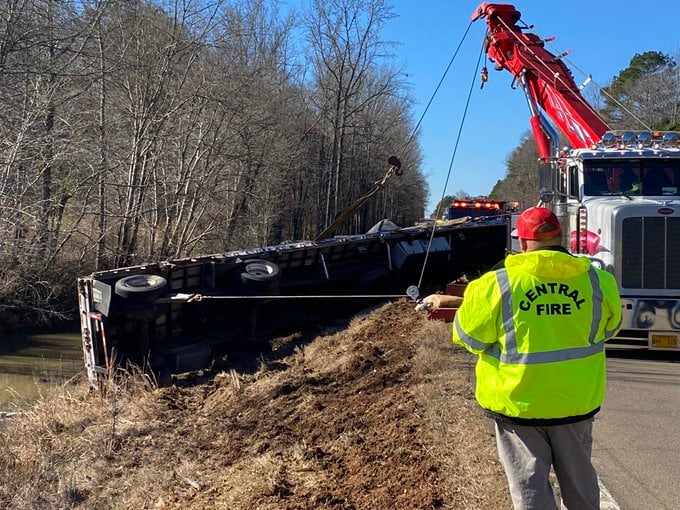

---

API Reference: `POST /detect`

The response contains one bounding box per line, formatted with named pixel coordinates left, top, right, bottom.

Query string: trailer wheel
left=114, top=274, right=168, bottom=301
left=239, top=259, right=280, bottom=284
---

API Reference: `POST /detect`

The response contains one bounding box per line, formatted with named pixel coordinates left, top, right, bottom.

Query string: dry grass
left=0, top=302, right=511, bottom=509
left=0, top=368, right=161, bottom=509
left=412, top=320, right=511, bottom=509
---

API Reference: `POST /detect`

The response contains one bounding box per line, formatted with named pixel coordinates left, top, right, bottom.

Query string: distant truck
left=444, top=197, right=518, bottom=221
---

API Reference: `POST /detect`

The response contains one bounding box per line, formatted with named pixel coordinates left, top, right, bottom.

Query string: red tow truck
left=465, top=3, right=680, bottom=350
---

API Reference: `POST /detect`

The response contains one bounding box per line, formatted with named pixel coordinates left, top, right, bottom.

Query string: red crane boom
left=472, top=3, right=610, bottom=158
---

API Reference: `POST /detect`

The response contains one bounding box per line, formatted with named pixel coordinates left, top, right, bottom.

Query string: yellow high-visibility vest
left=452, top=249, right=622, bottom=419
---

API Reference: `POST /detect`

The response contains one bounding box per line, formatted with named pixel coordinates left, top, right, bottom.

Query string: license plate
left=651, top=334, right=678, bottom=349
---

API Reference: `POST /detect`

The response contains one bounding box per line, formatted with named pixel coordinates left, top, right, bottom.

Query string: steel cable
left=416, top=33, right=487, bottom=291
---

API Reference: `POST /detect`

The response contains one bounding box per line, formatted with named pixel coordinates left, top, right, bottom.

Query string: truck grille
left=621, top=217, right=680, bottom=289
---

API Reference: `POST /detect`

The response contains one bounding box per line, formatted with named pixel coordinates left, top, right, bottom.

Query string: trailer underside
left=78, top=219, right=510, bottom=385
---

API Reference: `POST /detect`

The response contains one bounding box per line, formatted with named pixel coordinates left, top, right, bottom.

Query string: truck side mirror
left=539, top=188, right=555, bottom=203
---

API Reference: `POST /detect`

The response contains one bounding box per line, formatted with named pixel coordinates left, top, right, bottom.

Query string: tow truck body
left=474, top=3, right=680, bottom=350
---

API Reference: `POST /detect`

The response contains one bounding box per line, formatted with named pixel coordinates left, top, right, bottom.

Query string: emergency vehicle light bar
left=452, top=200, right=502, bottom=209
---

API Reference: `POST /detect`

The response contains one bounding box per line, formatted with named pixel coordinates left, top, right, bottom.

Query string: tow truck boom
left=472, top=3, right=610, bottom=157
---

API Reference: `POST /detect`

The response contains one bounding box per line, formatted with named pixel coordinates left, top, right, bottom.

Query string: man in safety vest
left=421, top=206, right=622, bottom=510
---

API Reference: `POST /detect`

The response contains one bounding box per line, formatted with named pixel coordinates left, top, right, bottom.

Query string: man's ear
left=520, top=238, right=528, bottom=252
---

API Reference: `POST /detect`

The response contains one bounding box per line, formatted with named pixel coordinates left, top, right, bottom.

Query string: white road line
left=599, top=477, right=621, bottom=510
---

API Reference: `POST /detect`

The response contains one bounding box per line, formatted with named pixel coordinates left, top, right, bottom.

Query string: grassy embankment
left=0, top=301, right=511, bottom=509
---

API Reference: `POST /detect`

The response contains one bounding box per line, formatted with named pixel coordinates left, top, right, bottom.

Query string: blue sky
left=383, top=1, right=680, bottom=214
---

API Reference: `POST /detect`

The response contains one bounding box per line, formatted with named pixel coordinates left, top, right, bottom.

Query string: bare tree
left=305, top=0, right=403, bottom=233
left=0, top=0, right=429, bottom=330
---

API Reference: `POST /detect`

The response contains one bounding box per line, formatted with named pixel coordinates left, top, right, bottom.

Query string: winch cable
left=401, top=20, right=474, bottom=155
left=415, top=37, right=487, bottom=292
left=165, top=293, right=409, bottom=303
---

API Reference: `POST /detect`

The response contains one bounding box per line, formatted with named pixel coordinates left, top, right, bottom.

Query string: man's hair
left=531, top=229, right=562, bottom=247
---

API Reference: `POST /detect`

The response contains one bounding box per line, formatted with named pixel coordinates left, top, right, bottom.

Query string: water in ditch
left=0, top=329, right=82, bottom=410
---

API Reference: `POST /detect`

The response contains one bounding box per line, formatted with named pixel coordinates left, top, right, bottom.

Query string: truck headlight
left=635, top=302, right=656, bottom=329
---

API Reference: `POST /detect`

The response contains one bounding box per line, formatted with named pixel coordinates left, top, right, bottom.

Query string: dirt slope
left=0, top=301, right=511, bottom=509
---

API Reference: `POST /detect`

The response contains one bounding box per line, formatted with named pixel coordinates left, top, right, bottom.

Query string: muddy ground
left=0, top=301, right=512, bottom=509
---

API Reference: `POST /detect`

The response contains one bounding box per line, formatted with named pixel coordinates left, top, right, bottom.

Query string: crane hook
left=388, top=155, right=402, bottom=176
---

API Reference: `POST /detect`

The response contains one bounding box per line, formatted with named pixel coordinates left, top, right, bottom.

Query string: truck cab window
left=584, top=170, right=609, bottom=196
left=568, top=166, right=579, bottom=197
left=642, top=165, right=677, bottom=196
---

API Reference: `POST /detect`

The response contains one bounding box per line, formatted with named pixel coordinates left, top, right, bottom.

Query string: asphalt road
left=592, top=348, right=680, bottom=510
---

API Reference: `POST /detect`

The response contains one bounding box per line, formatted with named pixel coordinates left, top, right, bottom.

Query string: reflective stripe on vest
left=454, top=266, right=610, bottom=365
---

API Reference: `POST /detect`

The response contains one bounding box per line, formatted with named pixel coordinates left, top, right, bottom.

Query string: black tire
left=239, top=259, right=280, bottom=284
left=114, top=274, right=168, bottom=301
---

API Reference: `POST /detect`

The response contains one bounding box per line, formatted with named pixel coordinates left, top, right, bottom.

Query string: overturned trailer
left=77, top=218, right=509, bottom=386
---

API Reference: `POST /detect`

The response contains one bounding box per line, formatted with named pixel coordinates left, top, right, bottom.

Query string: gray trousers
left=494, top=418, right=599, bottom=510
